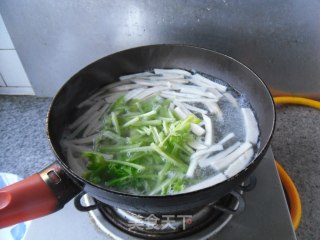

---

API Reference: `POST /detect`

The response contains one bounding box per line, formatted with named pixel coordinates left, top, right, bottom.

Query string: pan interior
left=47, top=45, right=275, bottom=191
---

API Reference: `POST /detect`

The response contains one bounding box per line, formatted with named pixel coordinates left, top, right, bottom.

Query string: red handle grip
left=0, top=173, right=58, bottom=228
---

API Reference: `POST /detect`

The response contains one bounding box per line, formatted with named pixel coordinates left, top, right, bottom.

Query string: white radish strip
left=64, top=143, right=93, bottom=153
left=149, top=76, right=186, bottom=81
left=181, top=102, right=208, bottom=114
left=174, top=107, right=188, bottom=119
left=160, top=72, right=186, bottom=78
left=180, top=85, right=218, bottom=99
left=69, top=100, right=105, bottom=129
left=180, top=86, right=217, bottom=99
left=156, top=72, right=185, bottom=78
left=198, top=141, right=241, bottom=168
left=135, top=87, right=168, bottom=100
left=103, top=80, right=132, bottom=89
left=154, top=68, right=192, bottom=76
left=77, top=92, right=103, bottom=109
left=157, top=78, right=189, bottom=84
left=67, top=134, right=99, bottom=144
left=209, top=103, right=222, bottom=116
left=92, top=102, right=110, bottom=119
left=82, top=116, right=101, bottom=137
left=191, top=74, right=227, bottom=92
left=162, top=90, right=198, bottom=99
left=81, top=103, right=110, bottom=136
left=224, top=148, right=254, bottom=178
left=188, top=139, right=208, bottom=150
left=204, top=102, right=215, bottom=113
left=85, top=121, right=103, bottom=136
left=217, top=132, right=235, bottom=145
left=191, top=123, right=206, bottom=136
left=183, top=173, right=227, bottom=193
left=187, top=78, right=213, bottom=89
left=119, top=72, right=153, bottom=80
left=205, top=102, right=223, bottom=121
left=191, top=144, right=223, bottom=160
left=82, top=119, right=100, bottom=137
left=160, top=93, right=176, bottom=100
left=68, top=110, right=101, bottom=139
left=77, top=99, right=95, bottom=109
left=241, top=108, right=259, bottom=144
left=108, top=84, right=141, bottom=92
left=179, top=85, right=207, bottom=95
left=207, top=88, right=223, bottom=98
left=173, top=101, right=192, bottom=115
left=132, top=79, right=171, bottom=87
left=202, top=114, right=213, bottom=145
left=203, top=76, right=227, bottom=92
left=88, top=92, right=121, bottom=102
left=125, top=87, right=146, bottom=101
left=77, top=87, right=109, bottom=108
left=104, top=90, right=124, bottom=99
left=173, top=98, right=218, bottom=103
left=66, top=148, right=87, bottom=175
left=76, top=81, right=132, bottom=108
left=105, top=92, right=125, bottom=103
left=91, top=91, right=119, bottom=102
left=83, top=104, right=110, bottom=136
left=204, top=92, right=219, bottom=99
left=186, top=158, right=198, bottom=178
left=224, top=92, right=238, bottom=108
left=211, top=142, right=252, bottom=171
left=162, top=90, right=217, bottom=100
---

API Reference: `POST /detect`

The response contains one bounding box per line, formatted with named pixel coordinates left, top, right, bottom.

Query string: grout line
left=0, top=86, right=35, bottom=95
left=0, top=72, right=7, bottom=86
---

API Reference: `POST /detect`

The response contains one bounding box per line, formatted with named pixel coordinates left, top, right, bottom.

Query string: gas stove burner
left=77, top=175, right=256, bottom=240
left=101, top=192, right=243, bottom=239
left=81, top=191, right=241, bottom=240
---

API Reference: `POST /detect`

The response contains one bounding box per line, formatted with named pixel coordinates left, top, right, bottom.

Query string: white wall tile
left=0, top=50, right=31, bottom=87
left=0, top=14, right=14, bottom=49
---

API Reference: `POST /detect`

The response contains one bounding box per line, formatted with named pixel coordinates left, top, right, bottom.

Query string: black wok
left=0, top=45, right=275, bottom=228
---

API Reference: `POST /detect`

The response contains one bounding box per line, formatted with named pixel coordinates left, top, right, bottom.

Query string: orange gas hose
left=275, top=161, right=302, bottom=231
left=273, top=96, right=320, bottom=109
left=273, top=96, right=320, bottom=230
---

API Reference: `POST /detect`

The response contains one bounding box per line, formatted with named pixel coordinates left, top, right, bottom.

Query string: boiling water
left=62, top=69, right=260, bottom=195
left=186, top=73, right=258, bottom=179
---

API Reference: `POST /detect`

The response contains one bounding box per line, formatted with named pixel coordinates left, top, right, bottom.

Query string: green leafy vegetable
left=82, top=95, right=201, bottom=195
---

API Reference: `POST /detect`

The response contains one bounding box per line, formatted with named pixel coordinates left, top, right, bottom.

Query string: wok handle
left=0, top=162, right=81, bottom=228
left=0, top=174, right=58, bottom=228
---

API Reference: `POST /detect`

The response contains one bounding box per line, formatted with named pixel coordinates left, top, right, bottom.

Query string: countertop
left=0, top=95, right=319, bottom=239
